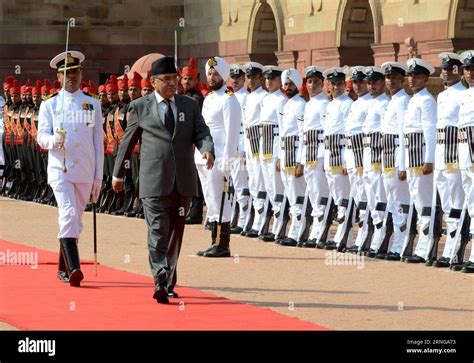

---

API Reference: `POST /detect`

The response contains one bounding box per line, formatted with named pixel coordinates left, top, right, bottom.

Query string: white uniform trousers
left=230, top=157, right=251, bottom=228
left=435, top=169, right=465, bottom=257
left=280, top=168, right=306, bottom=240
left=364, top=170, right=388, bottom=250
left=197, top=165, right=232, bottom=223
left=348, top=168, right=367, bottom=247
left=50, top=180, right=92, bottom=239
left=246, top=156, right=267, bottom=232
left=407, top=172, right=434, bottom=259
left=260, top=156, right=285, bottom=235
left=383, top=169, right=411, bottom=254
left=304, top=159, right=329, bottom=239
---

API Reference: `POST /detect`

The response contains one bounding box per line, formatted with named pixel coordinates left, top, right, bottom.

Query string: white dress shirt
left=345, top=92, right=371, bottom=136
left=324, top=94, right=353, bottom=136
left=154, top=91, right=177, bottom=124
left=403, top=87, right=437, bottom=164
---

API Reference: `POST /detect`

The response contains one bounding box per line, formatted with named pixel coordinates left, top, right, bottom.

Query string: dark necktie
left=164, top=99, right=175, bottom=136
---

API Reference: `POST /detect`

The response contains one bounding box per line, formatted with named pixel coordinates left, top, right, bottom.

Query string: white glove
left=91, top=179, right=102, bottom=203
left=53, top=131, right=65, bottom=148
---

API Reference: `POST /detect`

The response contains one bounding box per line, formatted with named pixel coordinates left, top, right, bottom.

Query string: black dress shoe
left=280, top=237, right=297, bottom=247
left=275, top=238, right=284, bottom=245
left=168, top=291, right=179, bottom=298
left=259, top=233, right=275, bottom=242
left=153, top=287, right=170, bottom=304
left=433, top=257, right=450, bottom=268
left=365, top=249, right=376, bottom=258
left=425, top=259, right=436, bottom=267
left=461, top=262, right=474, bottom=273
left=316, top=240, right=326, bottom=249
left=406, top=255, right=426, bottom=264
left=375, top=252, right=387, bottom=259
left=324, top=241, right=337, bottom=250
left=230, top=226, right=243, bottom=234
left=303, top=239, right=317, bottom=248
left=385, top=252, right=401, bottom=261
left=450, top=263, right=463, bottom=271
left=196, top=244, right=215, bottom=257
left=245, top=229, right=259, bottom=238
left=346, top=245, right=359, bottom=254
left=68, top=269, right=84, bottom=287
left=296, top=241, right=306, bottom=247
left=203, top=245, right=231, bottom=258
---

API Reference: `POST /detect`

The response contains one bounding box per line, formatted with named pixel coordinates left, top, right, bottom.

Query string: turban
left=281, top=68, right=303, bottom=89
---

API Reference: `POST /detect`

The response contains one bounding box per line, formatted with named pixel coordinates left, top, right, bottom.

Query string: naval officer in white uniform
left=37, top=51, right=103, bottom=286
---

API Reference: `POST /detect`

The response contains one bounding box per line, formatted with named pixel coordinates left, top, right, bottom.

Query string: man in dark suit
left=112, top=56, right=214, bottom=304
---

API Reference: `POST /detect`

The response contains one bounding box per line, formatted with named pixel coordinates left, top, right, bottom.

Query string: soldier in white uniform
left=432, top=52, right=467, bottom=268
left=452, top=50, right=474, bottom=273
left=241, top=62, right=268, bottom=237
left=344, top=66, right=372, bottom=254
left=298, top=66, right=331, bottom=248
left=321, top=68, right=354, bottom=250
left=380, top=62, right=412, bottom=261
left=259, top=65, right=287, bottom=241
left=228, top=64, right=251, bottom=235
left=276, top=68, right=307, bottom=246
left=402, top=58, right=438, bottom=264
left=362, top=67, right=391, bottom=258
left=195, top=56, right=241, bottom=258
left=37, top=51, right=103, bottom=286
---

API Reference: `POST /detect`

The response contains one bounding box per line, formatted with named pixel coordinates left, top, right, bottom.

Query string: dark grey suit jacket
left=113, top=93, right=214, bottom=198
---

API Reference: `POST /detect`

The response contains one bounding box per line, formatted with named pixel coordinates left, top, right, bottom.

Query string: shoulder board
left=225, top=89, right=234, bottom=96
left=45, top=93, right=58, bottom=100
left=83, top=92, right=92, bottom=97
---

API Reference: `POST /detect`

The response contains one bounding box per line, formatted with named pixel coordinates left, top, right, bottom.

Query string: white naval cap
left=50, top=50, right=85, bottom=71
left=281, top=68, right=303, bottom=89
left=461, top=50, right=474, bottom=67
left=303, top=66, right=325, bottom=80
left=381, top=61, right=408, bottom=76
left=229, top=64, right=244, bottom=77
left=438, top=52, right=463, bottom=69
left=262, top=65, right=284, bottom=79
left=350, top=66, right=366, bottom=81
left=205, top=56, right=230, bottom=81
left=363, top=66, right=385, bottom=81
left=323, top=67, right=346, bottom=82
left=406, top=58, right=435, bottom=76
left=243, top=62, right=264, bottom=76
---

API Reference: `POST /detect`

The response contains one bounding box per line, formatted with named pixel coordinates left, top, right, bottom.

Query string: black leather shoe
left=317, top=240, right=326, bottom=249
left=425, top=259, right=436, bottom=267
left=303, top=239, right=317, bottom=248
left=230, top=226, right=243, bottom=234
left=153, top=287, right=170, bottom=304
left=385, top=252, right=401, bottom=261
left=245, top=229, right=259, bottom=238
left=275, top=238, right=284, bottom=245
left=406, top=255, right=426, bottom=263
left=203, top=245, right=231, bottom=258
left=365, top=249, right=376, bottom=258
left=259, top=233, right=275, bottom=242
left=346, top=245, right=359, bottom=254
left=433, top=257, right=450, bottom=268
left=450, top=263, right=463, bottom=271
left=280, top=237, right=297, bottom=247
left=168, top=290, right=179, bottom=298
left=462, top=262, right=474, bottom=273
left=68, top=269, right=84, bottom=287
left=324, top=241, right=337, bottom=250
left=296, top=241, right=306, bottom=247
left=375, top=252, right=387, bottom=259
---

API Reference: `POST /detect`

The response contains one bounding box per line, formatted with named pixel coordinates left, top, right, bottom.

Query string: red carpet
left=0, top=239, right=327, bottom=330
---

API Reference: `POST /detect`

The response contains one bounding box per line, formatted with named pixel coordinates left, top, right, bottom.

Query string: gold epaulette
left=225, top=89, right=234, bottom=96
